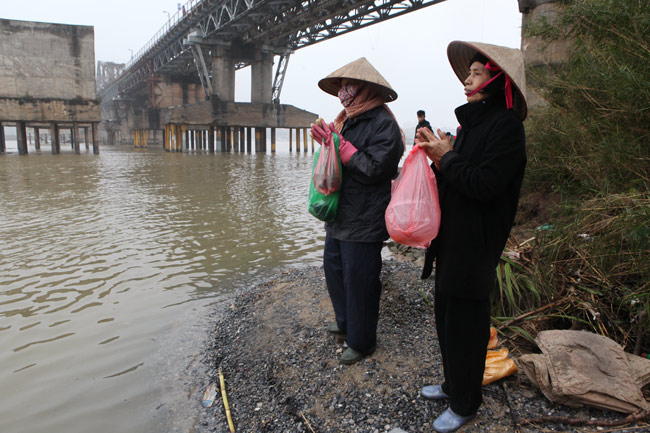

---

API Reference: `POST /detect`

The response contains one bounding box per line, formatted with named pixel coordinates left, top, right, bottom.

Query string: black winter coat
left=422, top=96, right=526, bottom=300
left=325, top=105, right=404, bottom=242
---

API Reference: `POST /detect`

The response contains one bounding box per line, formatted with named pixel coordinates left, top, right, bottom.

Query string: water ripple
left=0, top=147, right=324, bottom=433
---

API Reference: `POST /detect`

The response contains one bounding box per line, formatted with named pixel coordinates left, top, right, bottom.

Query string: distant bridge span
left=99, top=0, right=448, bottom=151
left=104, top=0, right=447, bottom=99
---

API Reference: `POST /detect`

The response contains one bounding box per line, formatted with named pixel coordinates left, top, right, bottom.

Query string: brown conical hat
left=447, top=41, right=528, bottom=121
left=318, top=57, right=398, bottom=102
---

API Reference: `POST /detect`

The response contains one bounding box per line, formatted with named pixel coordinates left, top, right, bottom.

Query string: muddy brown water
left=0, top=143, right=348, bottom=433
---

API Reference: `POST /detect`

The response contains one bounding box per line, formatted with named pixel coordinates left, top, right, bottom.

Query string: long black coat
left=325, top=105, right=404, bottom=242
left=422, top=96, right=526, bottom=300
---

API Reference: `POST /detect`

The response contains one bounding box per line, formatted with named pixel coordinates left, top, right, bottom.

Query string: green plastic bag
left=308, top=133, right=342, bottom=222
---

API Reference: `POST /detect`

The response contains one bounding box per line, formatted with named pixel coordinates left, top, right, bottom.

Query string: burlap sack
left=518, top=330, right=650, bottom=413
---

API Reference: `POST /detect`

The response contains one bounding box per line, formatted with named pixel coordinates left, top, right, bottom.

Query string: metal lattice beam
left=102, top=0, right=447, bottom=100
left=271, top=53, right=291, bottom=103
left=189, top=44, right=214, bottom=97
left=285, top=0, right=448, bottom=49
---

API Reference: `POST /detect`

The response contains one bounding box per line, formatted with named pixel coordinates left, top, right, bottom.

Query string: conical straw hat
left=447, top=41, right=528, bottom=121
left=318, top=57, right=398, bottom=102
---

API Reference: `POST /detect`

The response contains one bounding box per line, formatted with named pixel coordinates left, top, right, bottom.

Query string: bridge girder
left=102, top=0, right=447, bottom=101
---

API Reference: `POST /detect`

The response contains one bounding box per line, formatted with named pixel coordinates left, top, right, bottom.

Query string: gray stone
left=518, top=0, right=555, bottom=13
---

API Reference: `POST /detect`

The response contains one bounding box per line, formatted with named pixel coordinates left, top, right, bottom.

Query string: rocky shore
left=195, top=257, right=648, bottom=433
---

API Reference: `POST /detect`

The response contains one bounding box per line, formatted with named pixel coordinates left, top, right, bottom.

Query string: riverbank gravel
left=196, top=259, right=649, bottom=433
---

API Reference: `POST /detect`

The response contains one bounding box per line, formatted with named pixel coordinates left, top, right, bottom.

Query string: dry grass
left=492, top=0, right=650, bottom=354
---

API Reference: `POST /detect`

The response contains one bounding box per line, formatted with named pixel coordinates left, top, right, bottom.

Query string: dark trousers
left=323, top=236, right=383, bottom=353
left=434, top=291, right=491, bottom=416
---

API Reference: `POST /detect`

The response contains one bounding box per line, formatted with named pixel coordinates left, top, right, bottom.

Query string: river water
left=0, top=143, right=340, bottom=433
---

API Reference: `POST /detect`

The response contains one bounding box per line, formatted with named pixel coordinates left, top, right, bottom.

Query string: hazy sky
left=2, top=0, right=522, bottom=130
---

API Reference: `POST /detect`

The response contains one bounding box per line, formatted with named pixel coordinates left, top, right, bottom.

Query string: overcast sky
left=2, top=0, right=522, bottom=131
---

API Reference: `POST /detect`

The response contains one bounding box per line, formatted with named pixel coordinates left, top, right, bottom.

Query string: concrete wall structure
left=0, top=18, right=101, bottom=154
left=519, top=0, right=570, bottom=110
left=149, top=79, right=205, bottom=109
left=0, top=19, right=96, bottom=100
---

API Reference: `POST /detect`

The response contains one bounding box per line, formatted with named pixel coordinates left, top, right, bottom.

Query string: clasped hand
left=416, top=127, right=453, bottom=169
left=310, top=120, right=337, bottom=147
left=310, top=119, right=358, bottom=165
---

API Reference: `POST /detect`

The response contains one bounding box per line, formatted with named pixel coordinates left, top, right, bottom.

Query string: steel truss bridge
left=101, top=0, right=447, bottom=102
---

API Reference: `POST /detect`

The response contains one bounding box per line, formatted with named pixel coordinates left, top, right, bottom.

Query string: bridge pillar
left=254, top=128, right=261, bottom=152
left=261, top=128, right=267, bottom=152
left=251, top=51, right=273, bottom=103
left=0, top=122, right=5, bottom=154
left=84, top=127, right=89, bottom=150
left=220, top=126, right=227, bottom=152
left=226, top=127, right=232, bottom=152
left=209, top=126, right=215, bottom=153
left=165, top=124, right=179, bottom=152
left=16, top=121, right=28, bottom=155
left=50, top=122, right=60, bottom=154
left=72, top=123, right=80, bottom=154
left=211, top=46, right=235, bottom=101
left=238, top=127, right=245, bottom=153
left=179, top=125, right=185, bottom=152
left=232, top=127, right=239, bottom=153
left=34, top=128, right=41, bottom=150
left=92, top=123, right=99, bottom=154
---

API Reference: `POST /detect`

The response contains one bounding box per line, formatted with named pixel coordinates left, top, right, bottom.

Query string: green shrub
left=501, top=0, right=650, bottom=353
left=524, top=0, right=650, bottom=197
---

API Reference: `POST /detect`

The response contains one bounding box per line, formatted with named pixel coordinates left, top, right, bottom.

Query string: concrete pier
left=0, top=19, right=101, bottom=155
left=0, top=122, right=5, bottom=153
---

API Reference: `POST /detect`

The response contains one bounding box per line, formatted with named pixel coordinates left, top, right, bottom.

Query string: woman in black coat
left=310, top=57, right=404, bottom=365
left=416, top=41, right=528, bottom=433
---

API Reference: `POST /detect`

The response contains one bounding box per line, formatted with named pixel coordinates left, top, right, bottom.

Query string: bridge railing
left=126, top=0, right=202, bottom=70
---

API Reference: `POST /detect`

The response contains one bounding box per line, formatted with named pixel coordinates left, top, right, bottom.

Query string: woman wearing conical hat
left=310, top=57, right=405, bottom=365
left=416, top=41, right=527, bottom=432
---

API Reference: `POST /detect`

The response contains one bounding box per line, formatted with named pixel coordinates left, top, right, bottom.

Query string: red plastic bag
left=312, top=138, right=342, bottom=196
left=385, top=146, right=441, bottom=248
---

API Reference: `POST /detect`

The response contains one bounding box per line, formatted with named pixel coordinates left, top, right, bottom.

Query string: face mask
left=338, top=84, right=360, bottom=107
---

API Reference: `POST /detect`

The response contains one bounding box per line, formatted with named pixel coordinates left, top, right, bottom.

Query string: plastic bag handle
left=409, top=144, right=423, bottom=157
